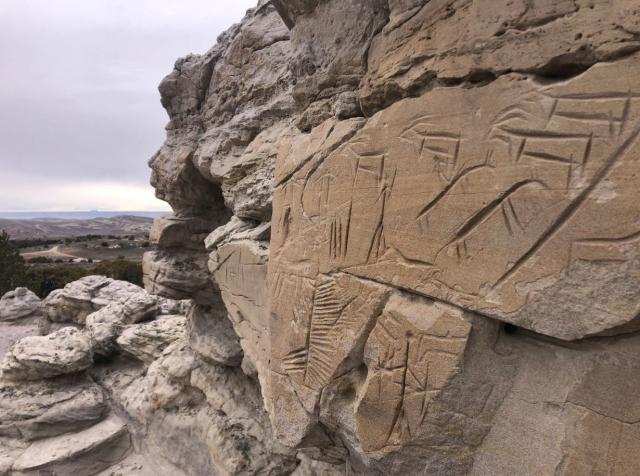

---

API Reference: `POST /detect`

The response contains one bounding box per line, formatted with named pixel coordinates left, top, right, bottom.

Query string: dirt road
left=22, top=245, right=83, bottom=260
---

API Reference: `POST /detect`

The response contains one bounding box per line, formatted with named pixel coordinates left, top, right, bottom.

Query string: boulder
left=1, top=327, right=93, bottom=380
left=118, top=292, right=160, bottom=323
left=85, top=304, right=126, bottom=358
left=42, top=276, right=145, bottom=324
left=149, top=215, right=213, bottom=250
left=117, top=316, right=187, bottom=365
left=0, top=288, right=41, bottom=321
left=186, top=302, right=243, bottom=367
left=0, top=376, right=108, bottom=441
left=86, top=293, right=160, bottom=358
left=157, top=296, right=190, bottom=316
left=142, top=250, right=215, bottom=305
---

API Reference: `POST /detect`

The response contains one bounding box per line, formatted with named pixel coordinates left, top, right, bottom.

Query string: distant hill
left=0, top=215, right=156, bottom=240
left=0, top=211, right=167, bottom=220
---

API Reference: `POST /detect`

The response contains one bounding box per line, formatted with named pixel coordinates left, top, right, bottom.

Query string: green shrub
left=26, top=256, right=54, bottom=264
left=92, top=260, right=143, bottom=287
left=24, top=266, right=90, bottom=298
left=0, top=229, right=144, bottom=297
left=0, top=231, right=27, bottom=296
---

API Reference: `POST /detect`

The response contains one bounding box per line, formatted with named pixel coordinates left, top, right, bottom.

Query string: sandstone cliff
left=146, top=0, right=640, bottom=473
left=2, top=1, right=640, bottom=475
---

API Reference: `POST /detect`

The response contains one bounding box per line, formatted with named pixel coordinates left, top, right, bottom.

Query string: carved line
left=416, top=163, right=488, bottom=222
left=445, top=179, right=545, bottom=249
left=497, top=127, right=592, bottom=139
left=494, top=119, right=640, bottom=288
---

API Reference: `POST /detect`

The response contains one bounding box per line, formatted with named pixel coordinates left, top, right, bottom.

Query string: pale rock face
left=0, top=376, right=108, bottom=441
left=1, top=327, right=93, bottom=380
left=209, top=239, right=269, bottom=378
left=43, top=276, right=145, bottom=324
left=186, top=301, right=243, bottom=367
left=148, top=2, right=294, bottom=216
left=117, top=315, right=187, bottom=365
left=157, top=296, right=189, bottom=315
left=86, top=292, right=161, bottom=357
left=204, top=215, right=257, bottom=251
left=85, top=305, right=128, bottom=358
left=11, top=414, right=130, bottom=476
left=142, top=249, right=214, bottom=304
left=117, top=292, right=159, bottom=324
left=0, top=288, right=41, bottom=321
left=219, top=123, right=289, bottom=221
left=286, top=0, right=388, bottom=131
left=355, top=293, right=471, bottom=453
left=187, top=360, right=297, bottom=475
left=149, top=215, right=213, bottom=250
left=97, top=337, right=299, bottom=475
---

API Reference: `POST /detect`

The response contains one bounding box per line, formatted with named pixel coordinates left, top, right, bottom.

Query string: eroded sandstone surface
left=143, top=0, right=640, bottom=474
left=2, top=1, right=640, bottom=475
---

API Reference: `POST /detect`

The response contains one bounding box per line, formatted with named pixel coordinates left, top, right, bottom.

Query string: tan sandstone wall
left=147, top=1, right=640, bottom=474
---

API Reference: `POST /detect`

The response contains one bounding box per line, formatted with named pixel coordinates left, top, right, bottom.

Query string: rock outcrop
left=43, top=276, right=146, bottom=324
left=0, top=288, right=41, bottom=322
left=142, top=0, right=640, bottom=474
left=0, top=376, right=108, bottom=441
left=1, top=327, right=93, bottom=381
left=0, top=277, right=295, bottom=475
left=11, top=414, right=130, bottom=476
left=117, top=315, right=187, bottom=365
left=3, top=1, right=640, bottom=474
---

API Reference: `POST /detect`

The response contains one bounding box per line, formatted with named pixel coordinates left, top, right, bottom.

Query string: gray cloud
left=0, top=0, right=256, bottom=211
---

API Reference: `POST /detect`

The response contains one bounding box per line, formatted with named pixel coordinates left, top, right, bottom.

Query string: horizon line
left=0, top=209, right=171, bottom=213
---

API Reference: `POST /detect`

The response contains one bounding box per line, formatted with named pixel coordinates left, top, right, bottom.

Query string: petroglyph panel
left=271, top=53, right=640, bottom=341
left=270, top=272, right=388, bottom=401
left=267, top=268, right=389, bottom=443
left=355, top=293, right=471, bottom=452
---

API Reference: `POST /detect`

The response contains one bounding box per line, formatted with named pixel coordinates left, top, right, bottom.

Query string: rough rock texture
left=186, top=300, right=243, bottom=366
left=141, top=0, right=640, bottom=474
left=86, top=293, right=163, bottom=358
left=2, top=1, right=638, bottom=475
left=0, top=283, right=195, bottom=475
left=91, top=339, right=298, bottom=475
left=43, top=275, right=146, bottom=324
left=359, top=0, right=640, bottom=115
left=209, top=238, right=270, bottom=378
left=117, top=315, right=187, bottom=365
left=0, top=288, right=41, bottom=321
left=11, top=414, right=131, bottom=476
left=1, top=327, right=93, bottom=380
left=0, top=376, right=108, bottom=441
left=272, top=56, right=640, bottom=342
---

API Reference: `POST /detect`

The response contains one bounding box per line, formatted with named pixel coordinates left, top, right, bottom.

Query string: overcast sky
left=0, top=0, right=256, bottom=211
